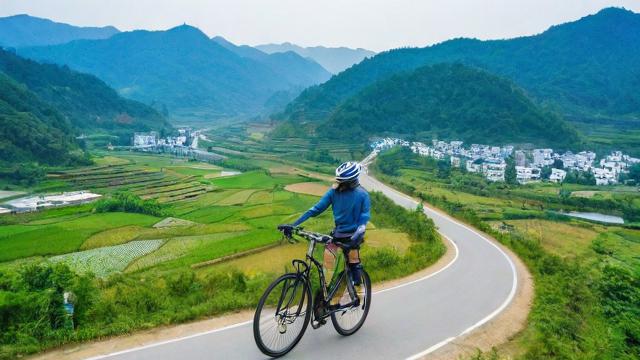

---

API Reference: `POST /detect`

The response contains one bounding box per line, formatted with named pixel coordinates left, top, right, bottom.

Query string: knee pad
left=349, top=263, right=363, bottom=286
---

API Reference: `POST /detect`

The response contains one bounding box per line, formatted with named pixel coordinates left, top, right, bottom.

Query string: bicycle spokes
left=254, top=274, right=311, bottom=357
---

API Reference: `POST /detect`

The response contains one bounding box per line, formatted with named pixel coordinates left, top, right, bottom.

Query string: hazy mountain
left=317, top=64, right=579, bottom=147
left=19, top=25, right=331, bottom=119
left=282, top=7, right=640, bottom=122
left=256, top=42, right=375, bottom=74
left=0, top=14, right=119, bottom=48
left=212, top=36, right=331, bottom=91
left=0, top=48, right=169, bottom=142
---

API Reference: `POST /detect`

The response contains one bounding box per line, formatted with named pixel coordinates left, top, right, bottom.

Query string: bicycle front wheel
left=331, top=269, right=371, bottom=336
left=253, top=273, right=312, bottom=357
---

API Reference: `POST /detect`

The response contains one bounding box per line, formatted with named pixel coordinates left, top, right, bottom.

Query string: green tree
left=505, top=157, right=517, bottom=185
left=553, top=159, right=564, bottom=169
left=437, top=159, right=451, bottom=179
left=627, top=164, right=640, bottom=184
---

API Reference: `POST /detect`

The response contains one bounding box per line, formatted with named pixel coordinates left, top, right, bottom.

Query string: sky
left=1, top=0, right=639, bottom=52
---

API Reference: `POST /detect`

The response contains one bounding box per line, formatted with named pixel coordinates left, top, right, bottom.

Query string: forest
left=319, top=64, right=580, bottom=148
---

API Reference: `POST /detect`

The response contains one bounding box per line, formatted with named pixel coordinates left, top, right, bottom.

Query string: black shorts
left=331, top=235, right=363, bottom=251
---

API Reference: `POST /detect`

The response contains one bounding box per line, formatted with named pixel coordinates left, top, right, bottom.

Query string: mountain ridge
left=0, top=48, right=170, bottom=144
left=256, top=42, right=375, bottom=74
left=0, top=14, right=119, bottom=48
left=19, top=25, right=331, bottom=118
left=281, top=7, right=640, bottom=122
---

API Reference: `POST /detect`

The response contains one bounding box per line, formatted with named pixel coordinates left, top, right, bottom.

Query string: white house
left=466, top=160, right=482, bottom=173
left=516, top=166, right=541, bottom=184
left=483, top=162, right=506, bottom=182
left=549, top=168, right=567, bottom=183
left=133, top=132, right=158, bottom=147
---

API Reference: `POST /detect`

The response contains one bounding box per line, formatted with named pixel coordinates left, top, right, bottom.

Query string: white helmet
left=335, top=162, right=361, bottom=183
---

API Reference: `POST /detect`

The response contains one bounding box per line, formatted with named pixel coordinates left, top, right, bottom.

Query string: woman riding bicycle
left=283, top=161, right=370, bottom=285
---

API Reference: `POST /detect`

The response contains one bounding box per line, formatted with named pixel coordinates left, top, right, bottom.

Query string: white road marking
left=405, top=206, right=518, bottom=360
left=361, top=171, right=519, bottom=360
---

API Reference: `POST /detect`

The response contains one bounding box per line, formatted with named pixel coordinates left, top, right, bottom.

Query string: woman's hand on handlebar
left=277, top=224, right=296, bottom=238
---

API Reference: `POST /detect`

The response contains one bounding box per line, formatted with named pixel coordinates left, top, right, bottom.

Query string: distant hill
left=282, top=7, right=640, bottom=122
left=256, top=42, right=375, bottom=74
left=0, top=48, right=169, bottom=141
left=212, top=36, right=330, bottom=92
left=19, top=25, right=332, bottom=118
left=316, top=64, right=580, bottom=148
left=0, top=73, right=78, bottom=165
left=0, top=14, right=119, bottom=48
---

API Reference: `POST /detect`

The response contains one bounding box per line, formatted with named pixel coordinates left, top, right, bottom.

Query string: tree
left=437, top=159, right=451, bottom=179
left=505, top=157, right=517, bottom=185
left=552, top=159, right=564, bottom=169
left=627, top=163, right=640, bottom=184
left=541, top=166, right=552, bottom=180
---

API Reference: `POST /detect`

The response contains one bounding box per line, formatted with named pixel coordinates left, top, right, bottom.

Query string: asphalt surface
left=94, top=172, right=517, bottom=360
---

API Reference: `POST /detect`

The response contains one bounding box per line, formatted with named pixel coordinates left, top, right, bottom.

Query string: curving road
left=91, top=170, right=517, bottom=360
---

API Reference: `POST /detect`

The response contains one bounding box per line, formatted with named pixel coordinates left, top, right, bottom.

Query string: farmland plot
left=50, top=240, right=164, bottom=277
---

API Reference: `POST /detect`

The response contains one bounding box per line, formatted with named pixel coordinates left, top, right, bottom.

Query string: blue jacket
left=294, top=186, right=371, bottom=234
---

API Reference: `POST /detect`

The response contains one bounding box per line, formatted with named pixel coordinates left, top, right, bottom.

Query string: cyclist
left=282, top=161, right=370, bottom=285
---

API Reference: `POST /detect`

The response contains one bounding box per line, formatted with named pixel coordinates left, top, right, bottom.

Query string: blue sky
left=1, top=0, right=638, bottom=51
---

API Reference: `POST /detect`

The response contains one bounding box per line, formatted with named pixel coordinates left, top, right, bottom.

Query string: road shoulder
left=426, top=236, right=533, bottom=359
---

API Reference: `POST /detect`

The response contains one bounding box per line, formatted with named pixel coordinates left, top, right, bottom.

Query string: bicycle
left=253, top=225, right=372, bottom=358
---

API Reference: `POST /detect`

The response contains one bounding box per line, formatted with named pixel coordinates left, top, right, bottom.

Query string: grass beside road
left=372, top=148, right=640, bottom=360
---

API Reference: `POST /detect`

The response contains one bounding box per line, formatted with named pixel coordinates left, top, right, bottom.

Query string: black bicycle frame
left=291, top=237, right=359, bottom=324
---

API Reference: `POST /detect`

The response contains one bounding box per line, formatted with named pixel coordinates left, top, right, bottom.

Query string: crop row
left=135, top=182, right=204, bottom=197
left=156, top=189, right=208, bottom=203
left=49, top=239, right=164, bottom=277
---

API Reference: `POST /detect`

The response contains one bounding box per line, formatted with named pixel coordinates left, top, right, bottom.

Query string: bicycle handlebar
left=277, top=225, right=332, bottom=244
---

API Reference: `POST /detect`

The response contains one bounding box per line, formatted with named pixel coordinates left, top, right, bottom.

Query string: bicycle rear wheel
left=253, top=273, right=312, bottom=357
left=331, top=269, right=371, bottom=336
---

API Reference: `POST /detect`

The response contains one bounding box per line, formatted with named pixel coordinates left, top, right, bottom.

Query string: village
left=371, top=138, right=640, bottom=185
left=130, top=128, right=225, bottom=162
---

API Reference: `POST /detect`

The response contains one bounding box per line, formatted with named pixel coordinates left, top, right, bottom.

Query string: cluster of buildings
left=370, top=138, right=639, bottom=185
left=132, top=128, right=197, bottom=150
left=129, top=128, right=225, bottom=163
left=1, top=191, right=102, bottom=214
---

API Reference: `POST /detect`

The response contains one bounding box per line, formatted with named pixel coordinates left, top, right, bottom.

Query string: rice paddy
left=1, top=150, right=414, bottom=284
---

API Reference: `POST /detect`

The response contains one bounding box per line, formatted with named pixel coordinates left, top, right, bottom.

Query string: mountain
left=256, top=42, right=375, bottom=74
left=0, top=48, right=169, bottom=140
left=19, top=26, right=331, bottom=118
left=0, top=14, right=119, bottom=48
left=316, top=64, right=580, bottom=148
left=0, top=72, right=78, bottom=165
left=211, top=36, right=331, bottom=92
left=282, top=7, right=640, bottom=122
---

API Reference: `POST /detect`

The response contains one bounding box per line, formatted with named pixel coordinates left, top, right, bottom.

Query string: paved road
left=94, top=172, right=517, bottom=360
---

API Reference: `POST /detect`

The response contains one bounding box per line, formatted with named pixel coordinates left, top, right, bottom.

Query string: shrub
left=94, top=192, right=165, bottom=217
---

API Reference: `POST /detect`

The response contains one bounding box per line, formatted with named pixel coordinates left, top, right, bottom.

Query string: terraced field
left=0, top=153, right=341, bottom=277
